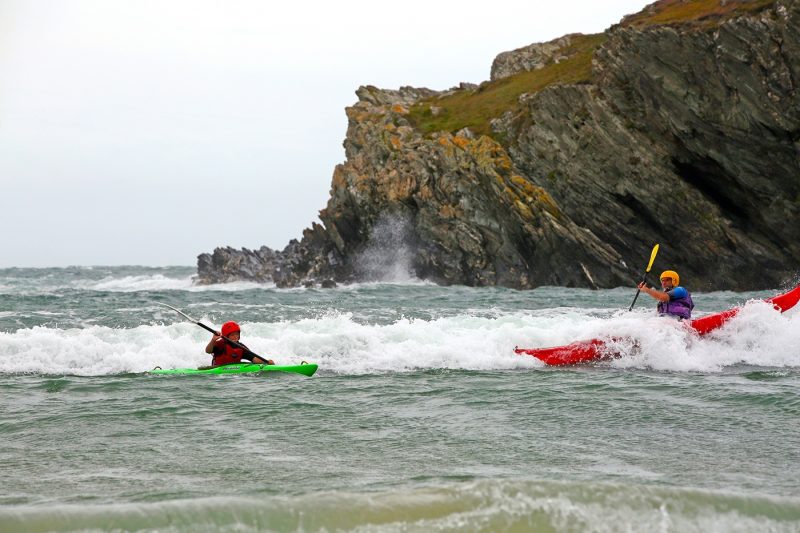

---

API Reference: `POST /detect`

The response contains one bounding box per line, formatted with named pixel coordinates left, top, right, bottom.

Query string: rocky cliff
left=198, top=0, right=799, bottom=291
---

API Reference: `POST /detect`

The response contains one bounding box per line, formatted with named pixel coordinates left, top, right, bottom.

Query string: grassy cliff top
left=406, top=0, right=777, bottom=139
left=407, top=33, right=604, bottom=138
left=619, top=0, right=775, bottom=29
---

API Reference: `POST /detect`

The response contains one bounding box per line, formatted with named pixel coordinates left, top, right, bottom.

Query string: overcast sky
left=0, top=0, right=647, bottom=267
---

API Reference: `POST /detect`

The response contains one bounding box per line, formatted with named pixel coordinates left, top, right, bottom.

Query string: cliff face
left=198, top=0, right=799, bottom=290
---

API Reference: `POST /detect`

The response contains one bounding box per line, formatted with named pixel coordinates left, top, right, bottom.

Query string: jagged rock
left=196, top=246, right=277, bottom=284
left=197, top=0, right=799, bottom=291
left=490, top=34, right=582, bottom=81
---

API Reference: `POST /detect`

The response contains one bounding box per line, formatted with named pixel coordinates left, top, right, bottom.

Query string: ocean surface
left=1, top=266, right=799, bottom=532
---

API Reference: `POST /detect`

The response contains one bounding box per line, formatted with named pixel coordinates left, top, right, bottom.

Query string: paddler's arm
left=241, top=347, right=274, bottom=365
left=637, top=282, right=669, bottom=302
left=205, top=332, right=221, bottom=354
left=234, top=342, right=275, bottom=365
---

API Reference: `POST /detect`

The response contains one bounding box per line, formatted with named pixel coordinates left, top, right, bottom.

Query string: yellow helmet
left=660, top=270, right=679, bottom=285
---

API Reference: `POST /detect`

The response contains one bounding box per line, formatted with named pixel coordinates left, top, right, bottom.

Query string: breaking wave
left=1, top=299, right=798, bottom=376
left=2, top=479, right=798, bottom=533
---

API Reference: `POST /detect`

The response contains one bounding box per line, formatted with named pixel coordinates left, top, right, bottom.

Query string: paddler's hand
left=637, top=282, right=656, bottom=297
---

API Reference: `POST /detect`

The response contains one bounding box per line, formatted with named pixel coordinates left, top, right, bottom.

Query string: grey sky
left=0, top=0, right=646, bottom=267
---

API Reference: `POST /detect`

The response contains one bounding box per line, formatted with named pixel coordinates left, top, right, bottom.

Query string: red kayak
left=515, top=283, right=800, bottom=366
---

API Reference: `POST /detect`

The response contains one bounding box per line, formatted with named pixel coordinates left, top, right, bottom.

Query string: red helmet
left=220, top=321, right=240, bottom=336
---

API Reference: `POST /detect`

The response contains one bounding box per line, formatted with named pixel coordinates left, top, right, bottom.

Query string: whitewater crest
left=2, top=300, right=798, bottom=376
left=2, top=479, right=798, bottom=532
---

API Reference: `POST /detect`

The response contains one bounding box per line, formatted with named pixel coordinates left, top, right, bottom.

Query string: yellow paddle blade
left=645, top=244, right=660, bottom=272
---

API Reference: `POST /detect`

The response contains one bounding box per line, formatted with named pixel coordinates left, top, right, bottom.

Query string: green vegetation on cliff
left=406, top=0, right=777, bottom=139
left=407, top=34, right=604, bottom=138
left=620, top=0, right=775, bottom=29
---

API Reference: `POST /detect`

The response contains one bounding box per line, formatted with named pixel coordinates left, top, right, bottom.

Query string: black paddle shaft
left=628, top=244, right=659, bottom=312
left=197, top=321, right=267, bottom=361
left=157, top=302, right=268, bottom=362
left=628, top=273, right=648, bottom=311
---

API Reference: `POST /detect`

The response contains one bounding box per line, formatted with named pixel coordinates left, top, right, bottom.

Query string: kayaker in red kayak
left=637, top=270, right=695, bottom=320
left=205, top=321, right=274, bottom=366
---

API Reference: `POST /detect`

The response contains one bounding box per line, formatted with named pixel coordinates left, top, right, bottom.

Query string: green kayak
left=150, top=362, right=318, bottom=377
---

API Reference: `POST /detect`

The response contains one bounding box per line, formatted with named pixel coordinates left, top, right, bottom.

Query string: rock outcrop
left=490, top=34, right=583, bottom=81
left=198, top=0, right=799, bottom=291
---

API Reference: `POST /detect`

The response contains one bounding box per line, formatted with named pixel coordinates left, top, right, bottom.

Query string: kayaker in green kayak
left=637, top=270, right=695, bottom=319
left=205, top=321, right=274, bottom=366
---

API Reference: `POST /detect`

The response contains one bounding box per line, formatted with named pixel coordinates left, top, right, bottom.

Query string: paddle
left=157, top=302, right=273, bottom=364
left=628, top=244, right=660, bottom=311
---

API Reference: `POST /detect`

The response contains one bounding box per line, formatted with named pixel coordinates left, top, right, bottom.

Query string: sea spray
left=354, top=213, right=419, bottom=283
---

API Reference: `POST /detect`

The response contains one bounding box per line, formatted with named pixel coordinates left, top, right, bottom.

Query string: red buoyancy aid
left=212, top=338, right=247, bottom=366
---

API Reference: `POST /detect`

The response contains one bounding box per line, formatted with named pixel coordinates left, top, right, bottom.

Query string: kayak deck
left=516, top=283, right=800, bottom=366
left=150, top=362, right=318, bottom=377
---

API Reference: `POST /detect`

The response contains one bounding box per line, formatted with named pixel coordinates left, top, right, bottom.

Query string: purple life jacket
left=657, top=287, right=694, bottom=320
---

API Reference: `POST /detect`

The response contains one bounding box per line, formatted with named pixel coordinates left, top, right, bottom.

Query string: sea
left=1, top=265, right=799, bottom=532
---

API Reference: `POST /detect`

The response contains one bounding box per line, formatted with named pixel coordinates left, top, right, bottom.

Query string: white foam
left=79, top=274, right=196, bottom=292
left=78, top=274, right=274, bottom=292
left=1, top=301, right=798, bottom=376
left=335, top=279, right=437, bottom=290
left=3, top=480, right=795, bottom=532
left=601, top=301, right=800, bottom=372
left=0, top=269, right=278, bottom=294
left=2, top=272, right=437, bottom=294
